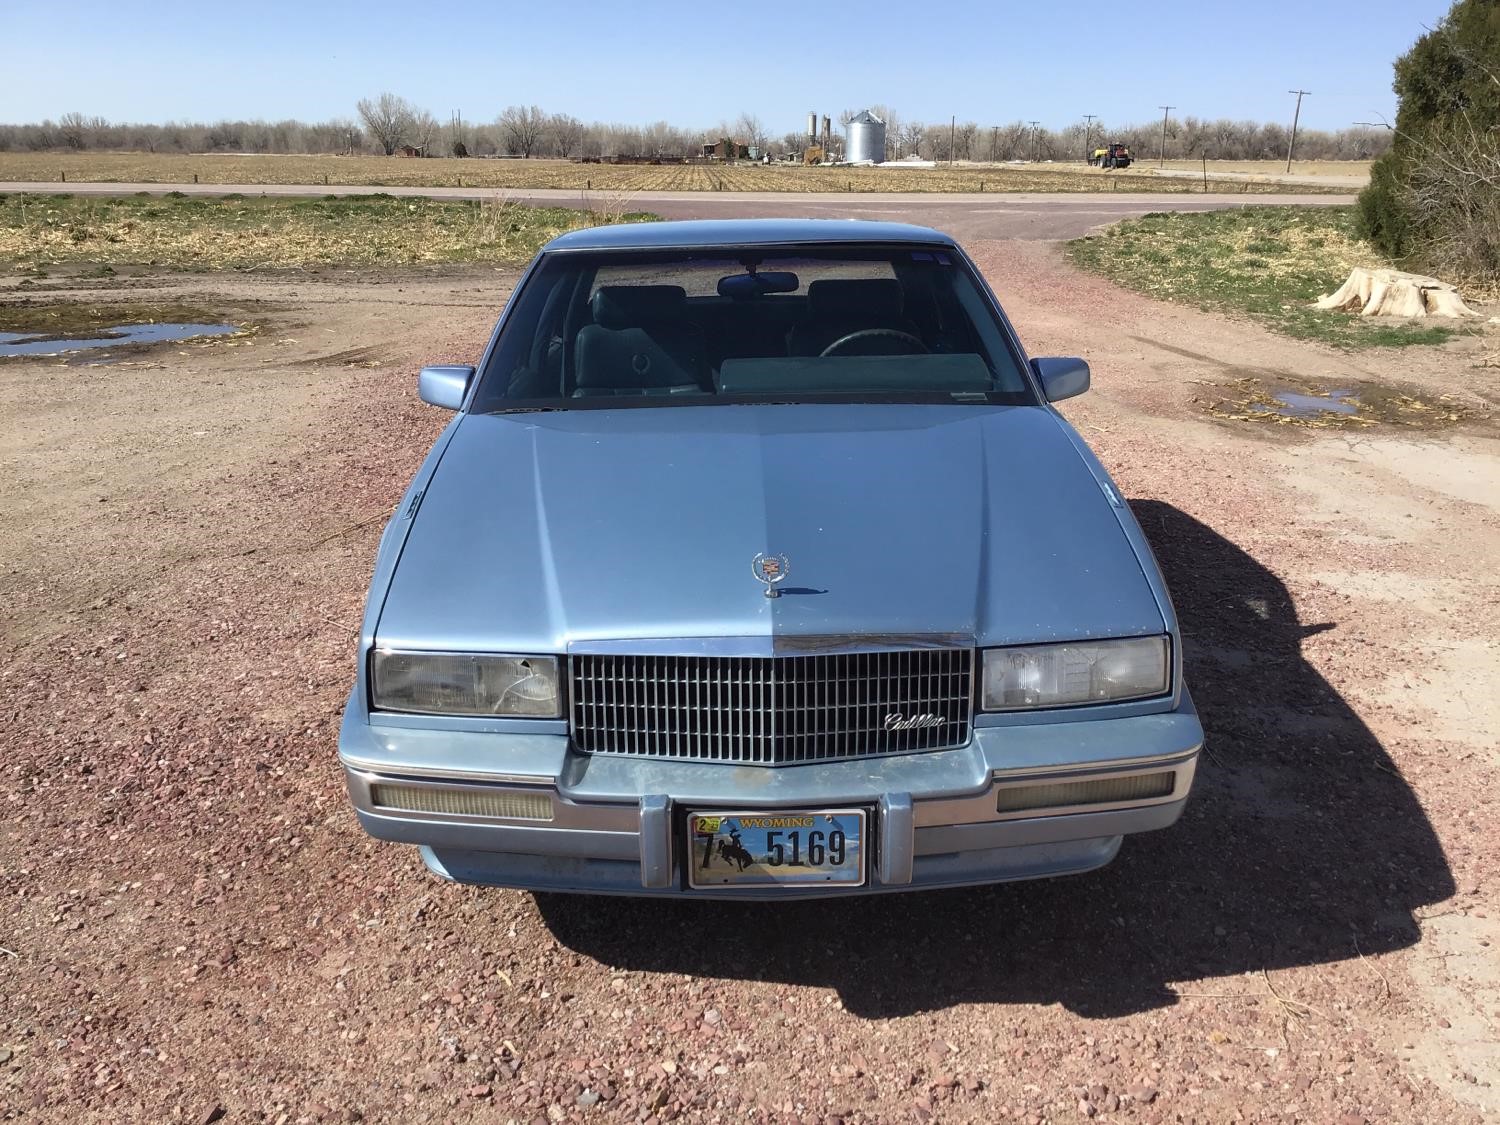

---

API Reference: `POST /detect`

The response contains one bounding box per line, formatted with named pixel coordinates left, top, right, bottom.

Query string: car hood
left=375, top=404, right=1165, bottom=652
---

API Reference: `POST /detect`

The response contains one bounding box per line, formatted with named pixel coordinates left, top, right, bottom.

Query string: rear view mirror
left=717, top=271, right=800, bottom=300
left=418, top=364, right=475, bottom=410
left=1030, top=357, right=1090, bottom=403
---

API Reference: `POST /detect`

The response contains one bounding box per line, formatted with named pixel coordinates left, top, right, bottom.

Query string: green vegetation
left=1066, top=207, right=1458, bottom=349
left=0, top=192, right=655, bottom=271
left=1358, top=0, right=1500, bottom=281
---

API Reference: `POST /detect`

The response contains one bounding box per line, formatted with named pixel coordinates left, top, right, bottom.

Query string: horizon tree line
left=0, top=96, right=1392, bottom=164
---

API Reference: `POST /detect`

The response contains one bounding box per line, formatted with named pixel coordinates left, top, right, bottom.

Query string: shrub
left=1356, top=152, right=1413, bottom=260
left=1357, top=0, right=1500, bottom=281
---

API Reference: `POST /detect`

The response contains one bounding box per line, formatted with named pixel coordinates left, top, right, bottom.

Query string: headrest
left=807, top=278, right=904, bottom=320
left=591, top=285, right=688, bottom=330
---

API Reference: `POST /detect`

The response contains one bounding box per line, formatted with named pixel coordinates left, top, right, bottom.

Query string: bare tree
left=547, top=113, right=584, bottom=158
left=955, top=121, right=978, bottom=161
left=735, top=112, right=769, bottom=153
left=872, top=106, right=902, bottom=159
left=58, top=112, right=91, bottom=150
left=356, top=92, right=416, bottom=155
left=900, top=121, right=927, bottom=157
left=498, top=105, right=546, bottom=157
left=410, top=110, right=440, bottom=156
left=446, top=112, right=469, bottom=157
left=994, top=121, right=1028, bottom=161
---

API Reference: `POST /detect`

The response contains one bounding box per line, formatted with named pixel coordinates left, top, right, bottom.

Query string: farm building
left=701, top=138, right=751, bottom=160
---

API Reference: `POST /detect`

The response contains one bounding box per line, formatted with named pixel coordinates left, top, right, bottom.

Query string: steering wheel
left=819, top=329, right=929, bottom=358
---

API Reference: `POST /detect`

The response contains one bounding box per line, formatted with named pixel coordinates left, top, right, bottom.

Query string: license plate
left=686, top=809, right=866, bottom=889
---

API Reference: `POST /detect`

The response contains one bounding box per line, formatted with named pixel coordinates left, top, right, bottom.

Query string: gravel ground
left=1, top=249, right=1497, bottom=1124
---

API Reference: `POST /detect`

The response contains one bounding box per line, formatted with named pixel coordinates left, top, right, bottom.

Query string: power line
left=1158, top=106, right=1175, bottom=166
left=1286, top=90, right=1311, bottom=171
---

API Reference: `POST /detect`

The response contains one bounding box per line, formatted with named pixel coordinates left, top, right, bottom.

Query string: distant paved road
left=0, top=181, right=1354, bottom=242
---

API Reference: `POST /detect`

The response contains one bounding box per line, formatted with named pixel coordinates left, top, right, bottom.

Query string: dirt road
left=0, top=183, right=1353, bottom=243
left=2, top=249, right=1497, bottom=1124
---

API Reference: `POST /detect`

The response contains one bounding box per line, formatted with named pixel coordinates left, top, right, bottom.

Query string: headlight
left=371, top=651, right=561, bottom=717
left=981, top=636, right=1169, bottom=711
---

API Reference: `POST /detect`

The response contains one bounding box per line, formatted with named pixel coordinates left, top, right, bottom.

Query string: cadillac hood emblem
left=751, top=552, right=790, bottom=598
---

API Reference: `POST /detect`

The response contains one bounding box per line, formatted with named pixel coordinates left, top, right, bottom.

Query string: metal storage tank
left=845, top=109, right=886, bottom=164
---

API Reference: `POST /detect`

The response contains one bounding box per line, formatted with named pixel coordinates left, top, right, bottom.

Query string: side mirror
left=1030, top=357, right=1090, bottom=403
left=418, top=364, right=475, bottom=410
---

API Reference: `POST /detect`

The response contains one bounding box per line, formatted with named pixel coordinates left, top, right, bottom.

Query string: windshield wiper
left=475, top=407, right=569, bottom=417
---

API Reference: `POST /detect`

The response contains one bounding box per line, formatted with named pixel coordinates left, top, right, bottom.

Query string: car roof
left=544, top=218, right=959, bottom=252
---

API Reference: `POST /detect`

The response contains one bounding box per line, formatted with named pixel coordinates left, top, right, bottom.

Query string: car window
left=591, top=257, right=895, bottom=297
left=471, top=244, right=1035, bottom=411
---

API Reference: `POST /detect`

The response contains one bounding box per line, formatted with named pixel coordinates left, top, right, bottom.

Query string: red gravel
left=2, top=254, right=1496, bottom=1123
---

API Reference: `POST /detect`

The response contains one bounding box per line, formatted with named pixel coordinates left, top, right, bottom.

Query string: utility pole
left=950, top=115, right=956, bottom=165
left=990, top=124, right=998, bottom=162
left=1082, top=113, right=1097, bottom=163
left=1286, top=89, right=1310, bottom=172
left=1158, top=106, right=1174, bottom=166
left=1028, top=120, right=1040, bottom=163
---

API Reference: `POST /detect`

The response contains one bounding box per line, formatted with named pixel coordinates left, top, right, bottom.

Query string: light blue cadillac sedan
left=339, top=219, right=1203, bottom=898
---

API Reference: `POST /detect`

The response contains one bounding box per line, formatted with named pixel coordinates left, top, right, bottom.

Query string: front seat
left=786, top=278, right=920, bottom=356
left=573, top=285, right=706, bottom=396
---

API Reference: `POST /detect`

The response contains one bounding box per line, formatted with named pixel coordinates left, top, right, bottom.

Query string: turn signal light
left=995, top=771, right=1175, bottom=813
left=370, top=784, right=553, bottom=821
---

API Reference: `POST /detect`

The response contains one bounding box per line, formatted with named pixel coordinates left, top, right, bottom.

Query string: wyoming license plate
left=687, top=809, right=866, bottom=889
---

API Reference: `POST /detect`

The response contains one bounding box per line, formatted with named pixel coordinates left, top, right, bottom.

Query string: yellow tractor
left=1089, top=142, right=1133, bottom=169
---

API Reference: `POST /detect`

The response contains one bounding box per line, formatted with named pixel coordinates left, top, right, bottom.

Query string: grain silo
left=845, top=109, right=887, bottom=164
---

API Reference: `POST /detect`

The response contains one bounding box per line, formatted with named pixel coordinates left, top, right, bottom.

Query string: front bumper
left=339, top=694, right=1202, bottom=899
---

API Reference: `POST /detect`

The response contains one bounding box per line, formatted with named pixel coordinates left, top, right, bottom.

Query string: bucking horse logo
left=715, top=829, right=755, bottom=871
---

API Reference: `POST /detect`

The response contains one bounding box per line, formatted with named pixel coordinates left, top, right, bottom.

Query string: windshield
left=470, top=243, right=1036, bottom=411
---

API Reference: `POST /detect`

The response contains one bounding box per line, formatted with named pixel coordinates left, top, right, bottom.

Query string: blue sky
left=4, top=0, right=1453, bottom=131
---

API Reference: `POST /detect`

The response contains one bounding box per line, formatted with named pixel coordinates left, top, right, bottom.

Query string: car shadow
left=534, top=501, right=1454, bottom=1018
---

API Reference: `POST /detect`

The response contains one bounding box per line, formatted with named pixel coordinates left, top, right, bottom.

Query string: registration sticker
left=686, top=809, right=866, bottom=889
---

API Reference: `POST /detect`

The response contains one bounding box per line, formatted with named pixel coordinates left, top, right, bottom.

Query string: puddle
left=1206, top=376, right=1472, bottom=430
left=1250, top=388, right=1360, bottom=419
left=0, top=322, right=240, bottom=358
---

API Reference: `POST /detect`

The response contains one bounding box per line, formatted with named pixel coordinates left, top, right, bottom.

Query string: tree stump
left=1315, top=267, right=1479, bottom=318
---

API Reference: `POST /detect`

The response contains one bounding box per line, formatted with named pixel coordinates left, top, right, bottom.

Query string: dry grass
left=0, top=192, right=653, bottom=270
left=0, top=152, right=1346, bottom=194
left=1146, top=159, right=1372, bottom=179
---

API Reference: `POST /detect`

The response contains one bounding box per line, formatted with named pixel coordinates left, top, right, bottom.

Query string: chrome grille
left=569, top=649, right=973, bottom=765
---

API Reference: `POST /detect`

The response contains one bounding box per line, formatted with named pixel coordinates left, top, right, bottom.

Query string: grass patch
left=0, top=192, right=656, bottom=271
left=1066, top=206, right=1458, bottom=349
left=0, top=152, right=1350, bottom=195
